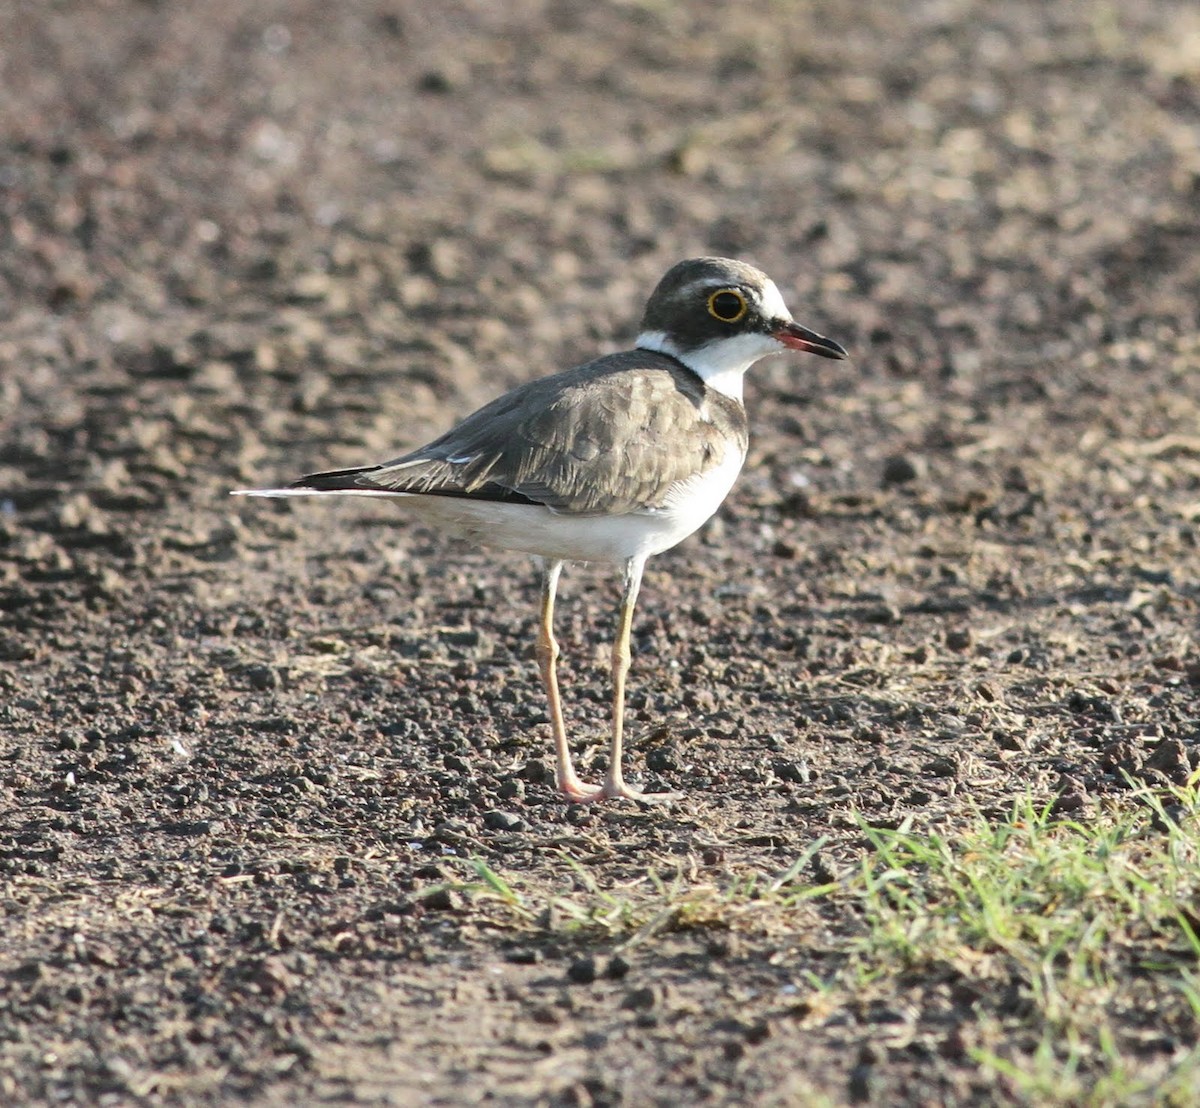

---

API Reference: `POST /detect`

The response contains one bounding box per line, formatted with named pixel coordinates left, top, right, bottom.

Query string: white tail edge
left=230, top=488, right=408, bottom=499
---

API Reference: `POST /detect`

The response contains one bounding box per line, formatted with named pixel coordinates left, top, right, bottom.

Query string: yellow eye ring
left=707, top=288, right=748, bottom=324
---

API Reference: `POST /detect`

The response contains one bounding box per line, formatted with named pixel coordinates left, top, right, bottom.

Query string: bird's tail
left=288, top=464, right=385, bottom=491
left=231, top=464, right=396, bottom=499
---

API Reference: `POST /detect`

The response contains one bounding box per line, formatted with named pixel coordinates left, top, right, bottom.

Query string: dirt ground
left=2, top=1, right=1199, bottom=1104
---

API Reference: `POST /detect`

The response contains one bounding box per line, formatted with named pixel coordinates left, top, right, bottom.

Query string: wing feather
left=293, top=352, right=748, bottom=516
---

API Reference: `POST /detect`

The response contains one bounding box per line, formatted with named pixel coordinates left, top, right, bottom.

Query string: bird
left=233, top=257, right=847, bottom=803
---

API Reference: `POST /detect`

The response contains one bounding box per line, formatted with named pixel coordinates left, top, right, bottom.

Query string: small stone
left=11, top=961, right=43, bottom=984
left=244, top=664, right=279, bottom=691
left=419, top=887, right=462, bottom=912
left=848, top=1063, right=874, bottom=1103
left=645, top=746, right=678, bottom=772
left=290, top=272, right=332, bottom=301
left=1145, top=737, right=1192, bottom=785
left=1051, top=776, right=1089, bottom=816
left=705, top=936, right=732, bottom=959
left=773, top=760, right=810, bottom=784
left=497, top=778, right=526, bottom=801
left=443, top=753, right=471, bottom=774
left=54, top=494, right=94, bottom=531
left=520, top=758, right=552, bottom=784
left=1101, top=739, right=1142, bottom=775
left=416, top=60, right=467, bottom=94
left=682, top=686, right=716, bottom=712
left=440, top=627, right=480, bottom=649
left=605, top=955, right=630, bottom=979
left=621, top=985, right=656, bottom=1010
left=1051, top=791, right=1087, bottom=816
left=744, top=1021, right=770, bottom=1045
left=482, top=810, right=524, bottom=832
left=566, top=957, right=597, bottom=985
left=881, top=453, right=926, bottom=485
left=923, top=755, right=959, bottom=778
left=974, top=680, right=1002, bottom=703
left=565, top=806, right=594, bottom=827
left=945, top=627, right=975, bottom=652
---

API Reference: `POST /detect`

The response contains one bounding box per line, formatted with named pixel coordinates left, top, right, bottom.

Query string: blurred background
left=4, top=1, right=1197, bottom=480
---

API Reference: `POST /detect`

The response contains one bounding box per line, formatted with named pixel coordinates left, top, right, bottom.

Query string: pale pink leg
left=596, top=557, right=678, bottom=804
left=535, top=560, right=603, bottom=802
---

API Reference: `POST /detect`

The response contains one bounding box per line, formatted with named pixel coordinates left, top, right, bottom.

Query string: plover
left=234, top=257, right=847, bottom=802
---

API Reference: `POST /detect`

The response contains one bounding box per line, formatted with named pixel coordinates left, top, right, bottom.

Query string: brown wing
left=295, top=352, right=748, bottom=517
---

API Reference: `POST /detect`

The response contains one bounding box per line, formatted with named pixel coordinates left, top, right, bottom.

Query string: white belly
left=235, top=449, right=745, bottom=564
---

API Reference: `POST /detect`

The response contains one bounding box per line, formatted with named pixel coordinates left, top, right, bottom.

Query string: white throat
left=636, top=277, right=793, bottom=403
left=636, top=329, right=785, bottom=403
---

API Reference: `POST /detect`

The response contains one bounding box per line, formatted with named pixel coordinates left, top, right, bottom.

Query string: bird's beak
left=772, top=320, right=848, bottom=360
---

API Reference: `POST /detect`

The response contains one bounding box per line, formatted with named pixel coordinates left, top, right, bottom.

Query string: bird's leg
left=535, top=559, right=602, bottom=802
left=602, top=557, right=643, bottom=799
left=600, top=558, right=677, bottom=803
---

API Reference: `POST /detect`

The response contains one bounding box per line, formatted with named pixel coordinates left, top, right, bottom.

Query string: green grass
left=852, top=784, right=1200, bottom=1105
left=440, top=776, right=1200, bottom=1105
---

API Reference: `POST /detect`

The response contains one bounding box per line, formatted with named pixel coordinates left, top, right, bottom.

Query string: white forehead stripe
left=681, top=275, right=790, bottom=323
left=758, top=278, right=789, bottom=321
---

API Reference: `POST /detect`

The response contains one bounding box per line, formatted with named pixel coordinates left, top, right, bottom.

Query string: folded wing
left=291, top=352, right=749, bottom=517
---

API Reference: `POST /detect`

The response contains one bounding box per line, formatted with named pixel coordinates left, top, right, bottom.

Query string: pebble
left=773, top=759, right=810, bottom=784
left=605, top=955, right=630, bottom=979
left=1145, top=737, right=1192, bottom=784
left=945, top=627, right=975, bottom=652
left=881, top=453, right=926, bottom=485
left=566, top=957, right=597, bottom=985
left=496, top=779, right=526, bottom=801
left=621, top=985, right=656, bottom=1010
left=482, top=809, right=524, bottom=832
left=244, top=664, right=279, bottom=692
left=645, top=746, right=678, bottom=772
left=419, top=887, right=462, bottom=912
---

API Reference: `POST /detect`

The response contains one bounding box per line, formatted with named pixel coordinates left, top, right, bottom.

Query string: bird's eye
left=707, top=288, right=748, bottom=323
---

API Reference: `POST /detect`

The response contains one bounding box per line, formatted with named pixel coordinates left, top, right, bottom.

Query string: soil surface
left=2, top=1, right=1199, bottom=1104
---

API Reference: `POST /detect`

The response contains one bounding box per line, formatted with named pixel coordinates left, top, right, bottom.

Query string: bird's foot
left=600, top=781, right=680, bottom=804
left=559, top=774, right=679, bottom=804
left=556, top=773, right=606, bottom=803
